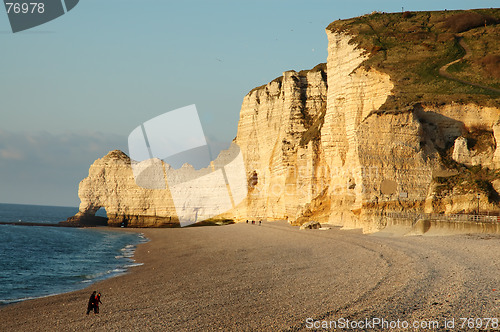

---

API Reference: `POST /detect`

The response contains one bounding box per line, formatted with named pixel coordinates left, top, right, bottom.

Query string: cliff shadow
left=414, top=105, right=466, bottom=152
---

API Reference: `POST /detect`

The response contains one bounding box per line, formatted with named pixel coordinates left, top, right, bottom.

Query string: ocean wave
left=110, top=268, right=126, bottom=274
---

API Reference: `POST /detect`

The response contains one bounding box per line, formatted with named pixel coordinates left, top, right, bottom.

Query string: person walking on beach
left=94, top=292, right=102, bottom=314
left=86, top=291, right=96, bottom=315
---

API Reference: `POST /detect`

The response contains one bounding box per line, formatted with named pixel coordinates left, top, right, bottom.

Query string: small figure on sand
left=246, top=220, right=248, bottom=224
left=94, top=292, right=102, bottom=314
left=259, top=220, right=261, bottom=226
left=86, top=291, right=103, bottom=314
left=86, top=291, right=96, bottom=315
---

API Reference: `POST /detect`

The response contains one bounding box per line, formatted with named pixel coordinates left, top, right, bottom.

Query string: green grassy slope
left=327, top=8, right=500, bottom=109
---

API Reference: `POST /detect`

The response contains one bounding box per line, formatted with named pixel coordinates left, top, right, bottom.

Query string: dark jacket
left=88, top=292, right=96, bottom=307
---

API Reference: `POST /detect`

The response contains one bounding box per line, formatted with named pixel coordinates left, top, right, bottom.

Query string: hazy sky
left=0, top=0, right=498, bottom=207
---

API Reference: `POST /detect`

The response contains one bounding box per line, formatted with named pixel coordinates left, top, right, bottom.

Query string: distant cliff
left=68, top=9, right=500, bottom=229
left=66, top=150, right=177, bottom=227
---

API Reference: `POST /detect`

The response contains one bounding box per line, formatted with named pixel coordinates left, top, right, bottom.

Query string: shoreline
left=2, top=222, right=500, bottom=330
left=0, top=226, right=147, bottom=308
left=0, top=226, right=157, bottom=330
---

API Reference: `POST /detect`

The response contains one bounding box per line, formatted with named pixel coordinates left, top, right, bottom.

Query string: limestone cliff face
left=73, top=150, right=177, bottom=227
left=234, top=65, right=329, bottom=222
left=234, top=31, right=499, bottom=227
left=319, top=31, right=499, bottom=228
left=322, top=31, right=397, bottom=226
left=71, top=145, right=247, bottom=227
left=69, top=20, right=500, bottom=228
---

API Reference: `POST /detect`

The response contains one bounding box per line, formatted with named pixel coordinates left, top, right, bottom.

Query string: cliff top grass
left=327, top=8, right=500, bottom=109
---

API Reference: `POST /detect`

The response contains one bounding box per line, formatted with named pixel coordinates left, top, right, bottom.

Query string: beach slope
left=1, top=222, right=500, bottom=331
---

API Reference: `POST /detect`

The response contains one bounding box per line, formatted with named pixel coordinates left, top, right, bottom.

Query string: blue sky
left=0, top=0, right=498, bottom=207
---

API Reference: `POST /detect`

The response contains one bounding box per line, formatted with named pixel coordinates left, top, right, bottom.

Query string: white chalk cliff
left=68, top=13, right=500, bottom=228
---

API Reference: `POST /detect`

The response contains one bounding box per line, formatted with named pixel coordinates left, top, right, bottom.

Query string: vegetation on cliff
left=327, top=8, right=500, bottom=109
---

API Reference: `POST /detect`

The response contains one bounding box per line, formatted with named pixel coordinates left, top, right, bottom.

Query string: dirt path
left=439, top=37, right=500, bottom=94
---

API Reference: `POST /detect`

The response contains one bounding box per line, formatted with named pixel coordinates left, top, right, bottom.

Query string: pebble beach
left=1, top=221, right=500, bottom=331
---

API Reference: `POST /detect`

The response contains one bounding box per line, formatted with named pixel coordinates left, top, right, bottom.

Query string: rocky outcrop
left=299, top=220, right=321, bottom=230
left=71, top=150, right=178, bottom=227
left=452, top=137, right=471, bottom=164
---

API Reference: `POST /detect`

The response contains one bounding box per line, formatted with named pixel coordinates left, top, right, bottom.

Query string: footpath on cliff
left=439, top=36, right=500, bottom=94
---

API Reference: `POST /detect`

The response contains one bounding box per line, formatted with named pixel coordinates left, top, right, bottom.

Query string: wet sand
left=1, top=221, right=500, bottom=331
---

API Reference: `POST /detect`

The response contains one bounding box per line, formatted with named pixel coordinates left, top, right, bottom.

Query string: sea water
left=0, top=203, right=147, bottom=305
